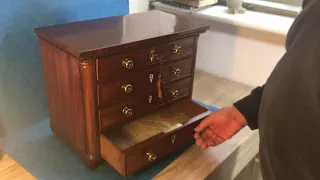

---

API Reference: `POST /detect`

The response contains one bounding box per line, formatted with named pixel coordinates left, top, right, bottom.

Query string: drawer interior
left=100, top=99, right=210, bottom=176
left=105, top=104, right=191, bottom=150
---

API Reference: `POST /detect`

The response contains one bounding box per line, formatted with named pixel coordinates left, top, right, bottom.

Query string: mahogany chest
left=34, top=10, right=209, bottom=177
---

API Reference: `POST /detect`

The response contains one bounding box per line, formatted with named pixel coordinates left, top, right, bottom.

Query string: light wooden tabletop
left=0, top=154, right=36, bottom=180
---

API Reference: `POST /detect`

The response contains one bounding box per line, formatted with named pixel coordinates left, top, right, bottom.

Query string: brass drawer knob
left=122, top=59, right=133, bottom=69
left=172, top=68, right=181, bottom=76
left=172, top=45, right=182, bottom=54
left=122, top=107, right=133, bottom=116
left=170, top=89, right=179, bottom=98
left=121, top=84, right=133, bottom=93
left=146, top=151, right=157, bottom=161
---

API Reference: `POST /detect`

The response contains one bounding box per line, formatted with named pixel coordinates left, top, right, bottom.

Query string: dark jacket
left=233, top=0, right=320, bottom=179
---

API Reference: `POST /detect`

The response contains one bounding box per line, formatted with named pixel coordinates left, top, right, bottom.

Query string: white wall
left=265, top=0, right=303, bottom=6
left=195, top=26, right=285, bottom=87
left=129, top=1, right=292, bottom=87
left=129, top=0, right=150, bottom=13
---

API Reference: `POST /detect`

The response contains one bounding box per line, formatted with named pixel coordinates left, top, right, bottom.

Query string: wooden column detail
left=79, top=59, right=100, bottom=166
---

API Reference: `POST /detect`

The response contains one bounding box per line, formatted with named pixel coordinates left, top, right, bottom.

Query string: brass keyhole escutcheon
left=122, top=107, right=133, bottom=116
left=172, top=68, right=181, bottom=76
left=170, top=89, right=179, bottom=98
left=148, top=95, right=153, bottom=104
left=122, top=59, right=134, bottom=69
left=171, top=135, right=176, bottom=144
left=150, top=50, right=156, bottom=64
left=121, top=84, right=132, bottom=93
left=149, top=74, right=154, bottom=83
left=172, top=45, right=182, bottom=54
left=146, top=151, right=156, bottom=161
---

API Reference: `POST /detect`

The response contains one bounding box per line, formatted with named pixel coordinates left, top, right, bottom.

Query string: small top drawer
left=97, top=37, right=195, bottom=81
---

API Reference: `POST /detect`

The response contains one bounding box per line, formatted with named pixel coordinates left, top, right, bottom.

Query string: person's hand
left=194, top=106, right=247, bottom=149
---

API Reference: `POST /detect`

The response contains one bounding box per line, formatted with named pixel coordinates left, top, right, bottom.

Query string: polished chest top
left=34, top=10, right=209, bottom=177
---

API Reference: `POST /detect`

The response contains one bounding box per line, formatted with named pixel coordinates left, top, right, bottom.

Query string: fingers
left=209, top=126, right=228, bottom=140
left=194, top=127, right=227, bottom=148
left=201, top=127, right=214, bottom=138
left=195, top=133, right=208, bottom=149
left=203, top=129, right=225, bottom=146
left=194, top=114, right=215, bottom=133
left=206, top=138, right=216, bottom=146
left=194, top=132, right=201, bottom=139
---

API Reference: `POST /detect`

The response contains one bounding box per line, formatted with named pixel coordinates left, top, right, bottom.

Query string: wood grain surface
left=0, top=154, right=36, bottom=180
left=105, top=107, right=190, bottom=150
left=34, top=10, right=209, bottom=172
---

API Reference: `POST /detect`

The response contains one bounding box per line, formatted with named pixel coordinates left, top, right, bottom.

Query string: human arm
left=233, top=85, right=265, bottom=130
left=194, top=85, right=265, bottom=149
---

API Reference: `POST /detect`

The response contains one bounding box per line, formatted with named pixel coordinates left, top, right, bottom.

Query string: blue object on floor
left=2, top=100, right=218, bottom=180
left=192, top=99, right=219, bottom=112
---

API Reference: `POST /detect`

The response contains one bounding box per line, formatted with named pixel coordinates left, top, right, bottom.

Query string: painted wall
left=0, top=0, right=129, bottom=136
left=151, top=3, right=290, bottom=87
left=195, top=25, right=285, bottom=87
left=129, top=0, right=150, bottom=13
left=265, top=0, right=303, bottom=6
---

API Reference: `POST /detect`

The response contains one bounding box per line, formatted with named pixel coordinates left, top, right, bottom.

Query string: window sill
left=151, top=2, right=295, bottom=37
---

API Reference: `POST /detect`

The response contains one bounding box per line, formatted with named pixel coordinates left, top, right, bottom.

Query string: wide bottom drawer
left=99, top=99, right=211, bottom=177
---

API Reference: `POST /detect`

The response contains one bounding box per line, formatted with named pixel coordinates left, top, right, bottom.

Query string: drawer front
left=123, top=101, right=210, bottom=175
left=99, top=77, right=192, bottom=130
left=162, top=57, right=193, bottom=82
left=99, top=99, right=210, bottom=176
left=162, top=77, right=192, bottom=103
left=97, top=58, right=194, bottom=107
left=97, top=37, right=195, bottom=80
left=154, top=37, right=195, bottom=63
left=97, top=68, right=160, bottom=107
left=125, top=124, right=197, bottom=174
left=99, top=90, right=162, bottom=130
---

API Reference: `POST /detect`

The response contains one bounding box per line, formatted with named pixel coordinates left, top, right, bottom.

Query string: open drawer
left=99, top=99, right=211, bottom=177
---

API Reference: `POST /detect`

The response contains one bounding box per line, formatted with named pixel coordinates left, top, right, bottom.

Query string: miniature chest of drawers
left=34, top=10, right=209, bottom=177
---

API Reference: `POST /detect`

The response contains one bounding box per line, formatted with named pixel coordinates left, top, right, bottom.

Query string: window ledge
left=151, top=2, right=295, bottom=37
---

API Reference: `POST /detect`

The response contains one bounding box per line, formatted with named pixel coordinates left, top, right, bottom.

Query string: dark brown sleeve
left=233, top=85, right=264, bottom=130
left=302, top=0, right=313, bottom=8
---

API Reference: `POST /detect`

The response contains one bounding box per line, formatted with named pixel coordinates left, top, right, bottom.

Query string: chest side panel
left=39, top=39, right=86, bottom=157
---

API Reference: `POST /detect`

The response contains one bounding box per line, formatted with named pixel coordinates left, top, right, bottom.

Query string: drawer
left=99, top=77, right=192, bottom=129
left=153, top=37, right=195, bottom=63
left=99, top=90, right=161, bottom=130
left=97, top=68, right=160, bottom=108
left=100, top=99, right=211, bottom=177
left=97, top=37, right=195, bottom=80
left=162, top=57, right=193, bottom=82
left=97, top=58, right=194, bottom=107
left=162, top=77, right=192, bottom=103
left=99, top=78, right=191, bottom=129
